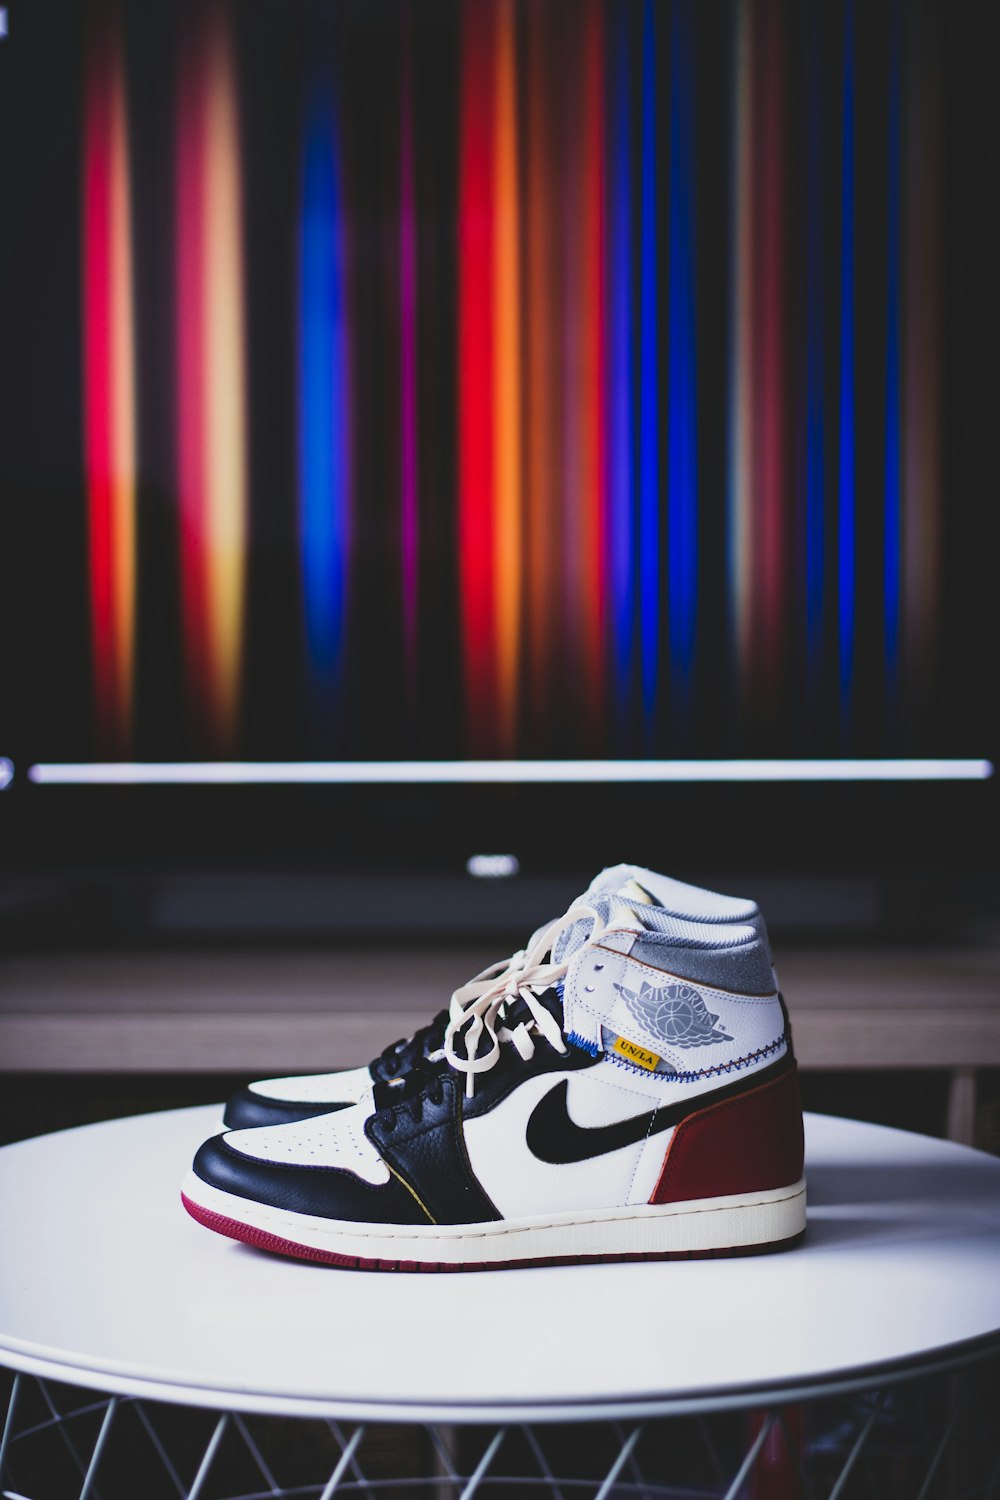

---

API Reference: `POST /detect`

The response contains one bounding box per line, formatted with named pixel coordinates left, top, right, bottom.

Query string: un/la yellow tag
left=611, top=1036, right=661, bottom=1071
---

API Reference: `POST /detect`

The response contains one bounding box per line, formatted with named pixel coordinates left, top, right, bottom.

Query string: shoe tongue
left=551, top=879, right=661, bottom=965
left=551, top=897, right=608, bottom=965
left=616, top=877, right=657, bottom=918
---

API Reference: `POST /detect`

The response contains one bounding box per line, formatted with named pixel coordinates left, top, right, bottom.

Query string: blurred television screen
left=0, top=0, right=995, bottom=899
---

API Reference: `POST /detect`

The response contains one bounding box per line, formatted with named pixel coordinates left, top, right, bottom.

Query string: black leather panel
left=369, top=1009, right=450, bottom=1082
left=192, top=1135, right=431, bottom=1224
left=366, top=1074, right=501, bottom=1226
left=223, top=1088, right=352, bottom=1132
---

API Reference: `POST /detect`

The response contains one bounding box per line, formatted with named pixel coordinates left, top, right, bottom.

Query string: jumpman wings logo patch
left=613, top=981, right=733, bottom=1049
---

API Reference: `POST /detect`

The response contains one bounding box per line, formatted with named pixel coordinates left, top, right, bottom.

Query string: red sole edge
left=181, top=1192, right=805, bottom=1273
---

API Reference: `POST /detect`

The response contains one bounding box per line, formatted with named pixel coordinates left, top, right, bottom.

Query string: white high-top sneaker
left=221, top=864, right=770, bottom=1130
left=184, top=887, right=803, bottom=1270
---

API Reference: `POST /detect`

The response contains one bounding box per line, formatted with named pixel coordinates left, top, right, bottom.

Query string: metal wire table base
left=2, top=1357, right=1000, bottom=1500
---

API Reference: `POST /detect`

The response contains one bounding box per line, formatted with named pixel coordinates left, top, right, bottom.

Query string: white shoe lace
left=443, top=902, right=606, bottom=1097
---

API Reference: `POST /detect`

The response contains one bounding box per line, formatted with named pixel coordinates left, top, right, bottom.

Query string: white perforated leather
left=223, top=1099, right=390, bottom=1185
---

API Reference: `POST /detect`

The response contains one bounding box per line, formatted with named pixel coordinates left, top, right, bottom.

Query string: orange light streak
left=176, top=3, right=247, bottom=751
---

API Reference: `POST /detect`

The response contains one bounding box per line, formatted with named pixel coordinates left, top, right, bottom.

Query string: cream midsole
left=183, top=1173, right=807, bottom=1263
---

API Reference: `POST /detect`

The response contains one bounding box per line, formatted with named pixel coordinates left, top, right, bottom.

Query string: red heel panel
left=650, top=1061, right=804, bottom=1205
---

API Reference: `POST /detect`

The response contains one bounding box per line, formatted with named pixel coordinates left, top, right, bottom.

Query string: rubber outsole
left=181, top=1191, right=806, bottom=1273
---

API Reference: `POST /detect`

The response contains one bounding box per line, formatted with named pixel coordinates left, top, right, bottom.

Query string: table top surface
left=1, top=1105, right=999, bottom=1421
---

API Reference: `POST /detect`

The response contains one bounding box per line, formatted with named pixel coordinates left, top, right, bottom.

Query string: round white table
left=1, top=1106, right=999, bottom=1499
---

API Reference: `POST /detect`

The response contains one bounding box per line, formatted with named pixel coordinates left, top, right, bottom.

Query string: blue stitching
left=606, top=1054, right=666, bottom=1078
left=604, top=1031, right=788, bottom=1081
left=565, top=1029, right=600, bottom=1057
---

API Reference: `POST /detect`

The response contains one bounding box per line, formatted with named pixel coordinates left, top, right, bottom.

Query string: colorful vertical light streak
left=457, top=0, right=497, bottom=748
left=299, top=73, right=351, bottom=701
left=175, top=2, right=247, bottom=750
left=579, top=0, right=608, bottom=734
left=608, top=6, right=636, bottom=719
left=638, top=0, right=660, bottom=728
left=457, top=0, right=521, bottom=752
left=729, top=1, right=788, bottom=711
left=492, top=0, right=521, bottom=751
left=69, top=0, right=957, bottom=762
left=756, top=0, right=787, bottom=701
left=399, top=24, right=419, bottom=681
left=838, top=4, right=856, bottom=713
left=805, top=9, right=826, bottom=673
left=524, top=2, right=557, bottom=729
left=82, top=10, right=136, bottom=754
left=667, top=0, right=698, bottom=692
left=559, top=24, right=583, bottom=709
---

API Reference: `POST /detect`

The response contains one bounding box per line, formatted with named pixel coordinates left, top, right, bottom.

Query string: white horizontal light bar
left=25, top=758, right=994, bottom=785
left=467, top=853, right=521, bottom=878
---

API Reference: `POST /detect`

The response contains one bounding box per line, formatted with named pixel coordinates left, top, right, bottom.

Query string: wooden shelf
left=2, top=944, right=998, bottom=1075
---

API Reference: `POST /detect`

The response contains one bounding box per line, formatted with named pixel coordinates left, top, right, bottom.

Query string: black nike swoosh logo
left=526, top=1080, right=673, bottom=1164
left=524, top=1053, right=794, bottom=1166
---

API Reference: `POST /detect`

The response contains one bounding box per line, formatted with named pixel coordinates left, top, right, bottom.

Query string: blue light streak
left=838, top=6, right=856, bottom=714
left=299, top=76, right=350, bottom=696
left=667, top=0, right=697, bottom=690
left=806, top=10, right=825, bottom=670
left=638, top=0, right=660, bottom=728
left=608, top=8, right=636, bottom=718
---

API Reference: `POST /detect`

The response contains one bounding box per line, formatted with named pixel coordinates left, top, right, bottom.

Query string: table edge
left=3, top=1329, right=999, bottom=1425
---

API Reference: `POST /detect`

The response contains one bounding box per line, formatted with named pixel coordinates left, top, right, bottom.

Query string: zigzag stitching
left=565, top=1029, right=600, bottom=1057
left=605, top=1054, right=667, bottom=1079
left=605, top=1031, right=788, bottom=1082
